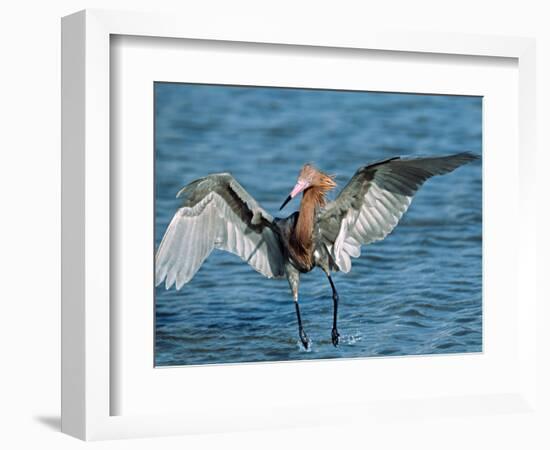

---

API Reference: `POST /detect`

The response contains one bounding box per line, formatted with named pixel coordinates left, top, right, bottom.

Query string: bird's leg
left=286, top=265, right=309, bottom=349
left=327, top=274, right=340, bottom=347
left=294, top=301, right=309, bottom=350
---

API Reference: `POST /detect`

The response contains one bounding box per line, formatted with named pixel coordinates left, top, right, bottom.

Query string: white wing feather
left=320, top=153, right=478, bottom=273
left=156, top=176, right=285, bottom=290
left=332, top=174, right=413, bottom=272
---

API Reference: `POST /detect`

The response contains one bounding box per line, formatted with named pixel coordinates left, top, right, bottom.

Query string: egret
left=155, top=152, right=478, bottom=349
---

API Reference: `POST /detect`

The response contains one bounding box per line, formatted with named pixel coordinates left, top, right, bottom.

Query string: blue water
left=154, top=83, right=482, bottom=366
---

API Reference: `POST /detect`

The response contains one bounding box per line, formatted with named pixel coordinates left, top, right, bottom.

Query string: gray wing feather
left=156, top=173, right=285, bottom=289
left=318, top=152, right=479, bottom=272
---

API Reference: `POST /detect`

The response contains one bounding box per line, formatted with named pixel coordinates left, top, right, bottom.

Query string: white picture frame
left=61, top=9, right=537, bottom=441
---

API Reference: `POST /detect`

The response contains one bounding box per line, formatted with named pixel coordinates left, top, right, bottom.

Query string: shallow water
left=154, top=83, right=482, bottom=366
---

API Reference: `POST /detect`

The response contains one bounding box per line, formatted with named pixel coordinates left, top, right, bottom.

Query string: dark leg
left=286, top=265, right=309, bottom=349
left=327, top=274, right=340, bottom=347
left=294, top=302, right=309, bottom=350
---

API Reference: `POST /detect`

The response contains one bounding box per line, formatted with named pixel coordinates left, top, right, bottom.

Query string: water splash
left=341, top=331, right=363, bottom=345
left=296, top=339, right=314, bottom=352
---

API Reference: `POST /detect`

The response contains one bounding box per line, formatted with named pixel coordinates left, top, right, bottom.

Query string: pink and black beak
left=280, top=179, right=310, bottom=210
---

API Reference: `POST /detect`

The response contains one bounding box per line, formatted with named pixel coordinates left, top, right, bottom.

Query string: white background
left=0, top=1, right=548, bottom=449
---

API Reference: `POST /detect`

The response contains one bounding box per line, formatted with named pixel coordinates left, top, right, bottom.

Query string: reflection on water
left=154, top=83, right=482, bottom=366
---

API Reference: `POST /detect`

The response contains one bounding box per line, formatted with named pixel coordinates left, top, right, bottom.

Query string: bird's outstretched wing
left=317, top=152, right=479, bottom=273
left=156, top=173, right=285, bottom=289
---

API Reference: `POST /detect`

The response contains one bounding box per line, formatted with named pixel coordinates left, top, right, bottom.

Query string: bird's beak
left=280, top=179, right=310, bottom=210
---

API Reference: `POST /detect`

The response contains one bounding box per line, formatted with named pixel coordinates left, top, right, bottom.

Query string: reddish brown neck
left=295, top=190, right=317, bottom=245
left=292, top=187, right=326, bottom=265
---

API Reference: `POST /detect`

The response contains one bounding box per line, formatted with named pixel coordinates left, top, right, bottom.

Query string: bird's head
left=280, top=163, right=337, bottom=210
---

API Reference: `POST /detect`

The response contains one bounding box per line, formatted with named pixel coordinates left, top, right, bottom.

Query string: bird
left=155, top=152, right=479, bottom=349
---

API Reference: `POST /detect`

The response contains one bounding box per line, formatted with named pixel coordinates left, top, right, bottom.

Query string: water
left=154, top=83, right=482, bottom=366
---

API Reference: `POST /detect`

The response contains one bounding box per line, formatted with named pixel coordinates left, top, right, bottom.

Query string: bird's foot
left=331, top=327, right=340, bottom=347
left=299, top=327, right=310, bottom=350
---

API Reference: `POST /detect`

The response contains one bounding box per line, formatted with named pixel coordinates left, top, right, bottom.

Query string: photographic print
left=154, top=83, right=482, bottom=366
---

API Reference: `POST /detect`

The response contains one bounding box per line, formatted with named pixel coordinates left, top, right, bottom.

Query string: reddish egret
left=156, top=152, right=478, bottom=349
